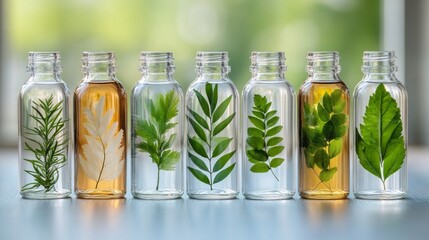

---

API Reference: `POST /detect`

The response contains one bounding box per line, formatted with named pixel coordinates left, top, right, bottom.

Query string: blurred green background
left=6, top=0, right=380, bottom=91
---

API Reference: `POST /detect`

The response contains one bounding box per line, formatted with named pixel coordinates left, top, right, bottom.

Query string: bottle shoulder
left=20, top=81, right=71, bottom=97
left=242, top=80, right=295, bottom=96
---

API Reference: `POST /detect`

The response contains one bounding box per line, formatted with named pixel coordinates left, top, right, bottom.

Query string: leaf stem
left=208, top=111, right=214, bottom=190
left=156, top=167, right=160, bottom=191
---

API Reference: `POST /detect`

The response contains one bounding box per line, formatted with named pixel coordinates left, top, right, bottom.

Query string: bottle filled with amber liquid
left=74, top=52, right=127, bottom=199
left=298, top=51, right=349, bottom=199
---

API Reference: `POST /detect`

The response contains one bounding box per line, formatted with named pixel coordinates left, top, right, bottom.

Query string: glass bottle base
left=244, top=190, right=295, bottom=200
left=188, top=189, right=238, bottom=200
left=76, top=189, right=125, bottom=199
left=21, top=189, right=71, bottom=199
left=299, top=190, right=349, bottom=200
left=354, top=190, right=406, bottom=200
left=133, top=189, right=183, bottom=200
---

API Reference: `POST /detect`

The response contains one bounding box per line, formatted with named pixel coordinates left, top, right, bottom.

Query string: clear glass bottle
left=131, top=52, right=184, bottom=199
left=19, top=52, right=72, bottom=199
left=242, top=52, right=296, bottom=200
left=298, top=51, right=350, bottom=199
left=186, top=51, right=239, bottom=199
left=74, top=52, right=127, bottom=199
left=353, top=51, right=407, bottom=199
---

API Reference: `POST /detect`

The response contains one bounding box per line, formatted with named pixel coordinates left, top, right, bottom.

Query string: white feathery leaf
left=79, top=96, right=125, bottom=184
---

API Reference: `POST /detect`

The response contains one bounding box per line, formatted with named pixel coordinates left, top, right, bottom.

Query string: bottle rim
left=140, top=51, right=174, bottom=63
left=27, top=52, right=62, bottom=73
left=82, top=51, right=116, bottom=62
left=196, top=51, right=229, bottom=63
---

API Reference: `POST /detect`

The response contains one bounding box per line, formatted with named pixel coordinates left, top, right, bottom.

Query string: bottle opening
left=82, top=51, right=116, bottom=74
left=27, top=51, right=62, bottom=73
left=195, top=51, right=230, bottom=74
left=306, top=51, right=340, bottom=73
left=362, top=51, right=397, bottom=73
left=139, top=52, right=175, bottom=73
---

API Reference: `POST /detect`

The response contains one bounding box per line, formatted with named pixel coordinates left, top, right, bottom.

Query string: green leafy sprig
left=246, top=94, right=285, bottom=181
left=302, top=89, right=347, bottom=190
left=187, top=83, right=236, bottom=190
left=22, top=95, right=68, bottom=193
left=136, top=90, right=180, bottom=190
left=356, top=84, right=406, bottom=190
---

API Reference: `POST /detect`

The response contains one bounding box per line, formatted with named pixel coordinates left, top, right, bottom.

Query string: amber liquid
left=74, top=81, right=127, bottom=199
left=298, top=81, right=349, bottom=199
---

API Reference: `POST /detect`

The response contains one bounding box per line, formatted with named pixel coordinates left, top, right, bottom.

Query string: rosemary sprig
left=22, top=95, right=69, bottom=193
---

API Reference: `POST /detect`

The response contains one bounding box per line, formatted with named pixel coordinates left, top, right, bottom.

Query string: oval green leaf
left=213, top=96, right=232, bottom=123
left=194, top=90, right=210, bottom=118
left=266, top=126, right=283, bottom=137
left=268, top=146, right=285, bottom=157
left=188, top=152, right=209, bottom=172
left=213, top=163, right=236, bottom=184
left=267, top=137, right=283, bottom=146
left=188, top=136, right=208, bottom=158
left=246, top=136, right=264, bottom=150
left=213, top=151, right=235, bottom=172
left=212, top=138, right=233, bottom=158
left=248, top=127, right=264, bottom=138
left=249, top=116, right=265, bottom=130
left=250, top=163, right=270, bottom=173
left=213, top=113, right=235, bottom=136
left=188, top=167, right=210, bottom=185
left=270, top=158, right=284, bottom=168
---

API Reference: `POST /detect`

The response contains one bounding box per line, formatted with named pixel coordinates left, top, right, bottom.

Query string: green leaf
left=213, top=151, right=235, bottom=172
left=266, top=110, right=277, bottom=119
left=322, top=120, right=336, bottom=141
left=159, top=150, right=180, bottom=171
left=314, top=149, right=330, bottom=170
left=212, top=138, right=233, bottom=158
left=268, top=146, right=285, bottom=157
left=253, top=94, right=267, bottom=110
left=247, top=127, right=264, bottom=138
left=188, top=108, right=209, bottom=130
left=246, top=136, right=264, bottom=150
left=194, top=90, right=210, bottom=118
left=319, top=167, right=337, bottom=182
left=331, top=113, right=346, bottom=126
left=270, top=158, right=284, bottom=168
left=329, top=139, right=342, bottom=158
left=356, top=84, right=405, bottom=182
left=188, top=167, right=210, bottom=185
left=252, top=110, right=264, bottom=119
left=212, top=84, right=218, bottom=113
left=212, top=96, right=232, bottom=123
left=267, top=116, right=280, bottom=128
left=331, top=90, right=345, bottom=113
left=304, top=149, right=314, bottom=168
left=188, top=117, right=207, bottom=143
left=267, top=137, right=283, bottom=146
left=250, top=163, right=270, bottom=173
left=249, top=116, right=265, bottom=130
left=188, top=136, right=208, bottom=158
left=266, top=126, right=283, bottom=137
left=317, top=103, right=330, bottom=122
left=304, top=103, right=318, bottom=126
left=205, top=83, right=213, bottom=111
left=213, top=113, right=235, bottom=136
left=323, top=93, right=333, bottom=113
left=136, top=120, right=158, bottom=141
left=189, top=152, right=209, bottom=172
left=246, top=149, right=268, bottom=162
left=213, top=163, right=236, bottom=184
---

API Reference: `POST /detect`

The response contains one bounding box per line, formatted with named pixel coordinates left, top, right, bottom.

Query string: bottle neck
left=195, top=52, right=230, bottom=81
left=362, top=51, right=398, bottom=82
left=250, top=52, right=286, bottom=81
left=27, top=52, right=62, bottom=82
left=306, top=51, right=341, bottom=82
left=139, top=52, right=175, bottom=82
left=82, top=52, right=116, bottom=81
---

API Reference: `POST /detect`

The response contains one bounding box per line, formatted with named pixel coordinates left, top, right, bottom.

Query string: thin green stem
left=263, top=112, right=279, bottom=182
left=156, top=167, right=161, bottom=191
left=208, top=112, right=214, bottom=190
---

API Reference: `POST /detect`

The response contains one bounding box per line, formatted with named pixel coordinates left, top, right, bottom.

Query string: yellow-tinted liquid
left=298, top=82, right=349, bottom=199
left=74, top=81, right=127, bottom=199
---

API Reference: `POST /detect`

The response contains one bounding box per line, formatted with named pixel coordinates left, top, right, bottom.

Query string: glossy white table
left=1, top=148, right=428, bottom=240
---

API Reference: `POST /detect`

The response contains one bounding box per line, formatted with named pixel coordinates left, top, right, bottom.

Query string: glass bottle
left=19, top=52, right=72, bottom=199
left=186, top=52, right=239, bottom=199
left=131, top=52, right=184, bottom=199
left=242, top=52, right=296, bottom=200
left=298, top=51, right=350, bottom=199
left=353, top=51, right=407, bottom=199
left=74, top=52, right=127, bottom=199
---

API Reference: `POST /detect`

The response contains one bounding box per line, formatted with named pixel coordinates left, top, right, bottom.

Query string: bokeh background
left=1, top=0, right=428, bottom=147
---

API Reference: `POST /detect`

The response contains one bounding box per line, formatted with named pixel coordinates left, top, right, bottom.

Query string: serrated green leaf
left=267, top=137, right=283, bottom=146
left=246, top=149, right=268, bottom=162
left=188, top=136, right=208, bottom=158
left=268, top=146, right=285, bottom=157
left=314, top=149, right=329, bottom=170
left=356, top=84, right=405, bottom=183
left=213, top=163, right=236, bottom=184
left=246, top=136, right=265, bottom=150
left=213, top=96, right=232, bottom=123
left=329, top=139, right=342, bottom=158
left=319, top=167, right=337, bottom=182
left=189, top=152, right=209, bottom=172
left=331, top=113, right=346, bottom=126
left=323, top=93, right=333, bottom=113
left=254, top=94, right=267, bottom=110
left=322, top=120, right=336, bottom=141
left=188, top=167, right=210, bottom=185
left=248, top=127, right=264, bottom=138
left=213, top=151, right=235, bottom=172
left=270, top=158, right=284, bottom=168
left=250, top=163, right=270, bottom=173
left=267, top=116, right=280, bottom=128
left=266, top=126, right=283, bottom=137
left=188, top=117, right=207, bottom=143
left=266, top=110, right=277, bottom=119
left=304, top=103, right=318, bottom=126
left=188, top=108, right=209, bottom=130
left=317, top=103, right=330, bottom=122
left=249, top=116, right=265, bottom=130
left=159, top=150, right=180, bottom=171
left=136, top=120, right=158, bottom=141
left=331, top=90, right=345, bottom=113
left=213, top=113, right=235, bottom=136
left=194, top=90, right=210, bottom=118
left=212, top=138, right=233, bottom=158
